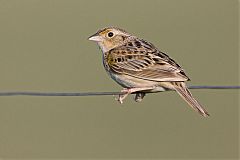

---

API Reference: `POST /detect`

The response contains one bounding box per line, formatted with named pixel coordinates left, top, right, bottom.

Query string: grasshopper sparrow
left=89, top=27, right=209, bottom=117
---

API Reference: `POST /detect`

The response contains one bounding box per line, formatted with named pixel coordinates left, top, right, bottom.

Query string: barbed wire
left=0, top=85, right=239, bottom=97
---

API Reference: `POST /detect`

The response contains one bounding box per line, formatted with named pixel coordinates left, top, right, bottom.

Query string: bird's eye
left=107, top=32, right=114, bottom=38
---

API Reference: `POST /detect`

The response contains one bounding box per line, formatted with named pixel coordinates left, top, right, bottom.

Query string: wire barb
left=0, top=85, right=239, bottom=97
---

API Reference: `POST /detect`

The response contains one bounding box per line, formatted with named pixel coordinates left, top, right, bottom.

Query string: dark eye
left=107, top=32, right=114, bottom=37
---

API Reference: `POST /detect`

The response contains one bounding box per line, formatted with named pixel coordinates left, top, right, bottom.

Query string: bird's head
left=88, top=27, right=131, bottom=52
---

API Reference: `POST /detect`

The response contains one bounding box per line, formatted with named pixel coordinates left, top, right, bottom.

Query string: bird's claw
left=114, top=88, right=131, bottom=104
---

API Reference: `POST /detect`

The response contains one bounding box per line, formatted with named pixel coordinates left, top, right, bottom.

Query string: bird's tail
left=168, top=82, right=209, bottom=117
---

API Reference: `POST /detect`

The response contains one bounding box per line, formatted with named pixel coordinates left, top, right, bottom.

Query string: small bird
left=88, top=27, right=209, bottom=117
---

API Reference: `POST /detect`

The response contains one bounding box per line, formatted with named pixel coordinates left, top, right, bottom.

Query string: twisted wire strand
left=0, top=85, right=239, bottom=97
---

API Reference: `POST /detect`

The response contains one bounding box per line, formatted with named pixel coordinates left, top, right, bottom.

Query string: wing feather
left=105, top=39, right=190, bottom=82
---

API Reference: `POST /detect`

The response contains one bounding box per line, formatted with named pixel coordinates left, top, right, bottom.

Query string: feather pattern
left=105, top=38, right=190, bottom=82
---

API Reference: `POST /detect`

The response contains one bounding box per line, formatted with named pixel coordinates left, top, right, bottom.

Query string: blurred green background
left=0, top=0, right=238, bottom=159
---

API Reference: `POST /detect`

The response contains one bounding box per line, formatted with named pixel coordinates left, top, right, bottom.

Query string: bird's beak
left=88, top=33, right=103, bottom=42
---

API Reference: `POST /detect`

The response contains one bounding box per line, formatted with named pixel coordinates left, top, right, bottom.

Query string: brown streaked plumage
left=89, top=27, right=209, bottom=117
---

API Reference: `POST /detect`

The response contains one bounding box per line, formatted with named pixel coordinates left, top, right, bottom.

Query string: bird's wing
left=106, top=39, right=190, bottom=82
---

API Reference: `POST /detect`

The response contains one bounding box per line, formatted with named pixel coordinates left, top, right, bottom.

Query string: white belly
left=109, top=72, right=166, bottom=92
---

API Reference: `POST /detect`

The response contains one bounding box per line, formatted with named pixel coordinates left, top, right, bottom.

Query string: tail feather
left=171, top=82, right=209, bottom=117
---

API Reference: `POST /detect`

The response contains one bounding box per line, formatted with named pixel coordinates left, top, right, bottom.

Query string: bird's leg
left=117, top=87, right=155, bottom=104
left=134, top=92, right=146, bottom=102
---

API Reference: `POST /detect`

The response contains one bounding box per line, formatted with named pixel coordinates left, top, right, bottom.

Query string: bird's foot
left=134, top=92, right=146, bottom=102
left=115, top=88, right=132, bottom=104
left=115, top=87, right=154, bottom=104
